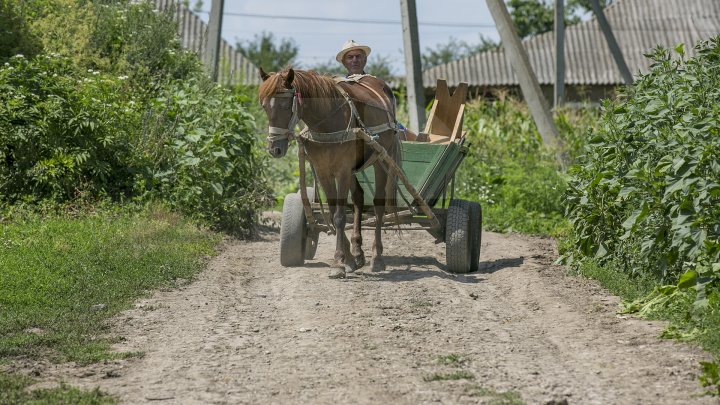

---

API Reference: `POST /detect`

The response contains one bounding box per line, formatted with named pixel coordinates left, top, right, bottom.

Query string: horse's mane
left=258, top=68, right=342, bottom=112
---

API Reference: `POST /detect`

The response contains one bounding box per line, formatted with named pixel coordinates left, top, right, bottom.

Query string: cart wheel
left=299, top=187, right=319, bottom=260
left=469, top=202, right=482, bottom=272
left=280, top=193, right=306, bottom=267
left=445, top=199, right=472, bottom=273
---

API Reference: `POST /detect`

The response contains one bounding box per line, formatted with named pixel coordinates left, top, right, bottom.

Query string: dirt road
left=36, top=219, right=716, bottom=404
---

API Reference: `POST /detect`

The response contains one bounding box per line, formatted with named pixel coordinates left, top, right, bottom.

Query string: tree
left=420, top=0, right=604, bottom=69
left=236, top=31, right=298, bottom=72
left=568, top=0, right=610, bottom=14
left=308, top=54, right=397, bottom=80
left=307, top=60, right=345, bottom=76
left=508, top=0, right=583, bottom=38
left=366, top=54, right=396, bottom=79
left=507, top=0, right=607, bottom=39
left=422, top=36, right=498, bottom=69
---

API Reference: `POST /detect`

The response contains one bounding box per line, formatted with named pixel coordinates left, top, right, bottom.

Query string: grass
left=0, top=203, right=221, bottom=402
left=464, top=384, right=525, bottom=405
left=570, top=259, right=655, bottom=302
left=0, top=372, right=115, bottom=404
left=435, top=354, right=466, bottom=366
left=423, top=370, right=475, bottom=382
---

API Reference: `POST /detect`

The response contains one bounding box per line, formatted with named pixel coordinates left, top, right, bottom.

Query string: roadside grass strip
left=0, top=206, right=220, bottom=365
left=0, top=372, right=115, bottom=404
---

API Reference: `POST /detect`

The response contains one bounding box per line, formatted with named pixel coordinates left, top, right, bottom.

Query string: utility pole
left=399, top=0, right=426, bottom=133
left=554, top=0, right=565, bottom=107
left=589, top=0, right=633, bottom=84
left=205, top=0, right=224, bottom=82
left=485, top=0, right=565, bottom=166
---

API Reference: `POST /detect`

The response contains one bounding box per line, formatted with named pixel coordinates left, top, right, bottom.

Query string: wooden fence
left=152, top=0, right=260, bottom=86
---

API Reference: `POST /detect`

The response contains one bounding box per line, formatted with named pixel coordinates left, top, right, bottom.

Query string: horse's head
left=258, top=67, right=298, bottom=158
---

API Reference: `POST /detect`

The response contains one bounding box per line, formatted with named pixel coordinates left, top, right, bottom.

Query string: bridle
left=266, top=88, right=302, bottom=142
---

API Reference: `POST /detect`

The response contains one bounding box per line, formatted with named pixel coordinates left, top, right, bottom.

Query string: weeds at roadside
left=435, top=353, right=466, bottom=366
left=0, top=372, right=114, bottom=404
left=423, top=370, right=475, bottom=382
left=464, top=384, right=525, bottom=404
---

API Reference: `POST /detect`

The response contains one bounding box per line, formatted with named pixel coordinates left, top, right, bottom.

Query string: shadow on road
left=478, top=257, right=525, bottom=274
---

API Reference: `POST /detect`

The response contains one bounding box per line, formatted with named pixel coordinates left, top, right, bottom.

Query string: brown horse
left=258, top=67, right=402, bottom=278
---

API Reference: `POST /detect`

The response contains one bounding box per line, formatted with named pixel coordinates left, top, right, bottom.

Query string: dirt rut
left=31, top=222, right=716, bottom=404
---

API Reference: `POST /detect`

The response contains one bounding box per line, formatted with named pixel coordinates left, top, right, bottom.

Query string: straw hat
left=336, top=39, right=371, bottom=63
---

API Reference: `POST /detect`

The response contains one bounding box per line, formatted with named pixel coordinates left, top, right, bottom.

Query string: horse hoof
left=344, top=264, right=356, bottom=274
left=328, top=268, right=346, bottom=279
left=370, top=258, right=386, bottom=272
left=354, top=255, right=366, bottom=269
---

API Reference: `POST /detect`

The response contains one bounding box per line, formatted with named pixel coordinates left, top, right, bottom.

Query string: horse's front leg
left=349, top=177, right=366, bottom=269
left=322, top=174, right=354, bottom=279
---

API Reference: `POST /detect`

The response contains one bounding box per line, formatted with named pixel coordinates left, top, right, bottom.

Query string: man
left=336, top=39, right=370, bottom=76
left=335, top=40, right=419, bottom=141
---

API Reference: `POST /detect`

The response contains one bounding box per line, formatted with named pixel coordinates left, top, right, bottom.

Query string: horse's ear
left=259, top=67, right=270, bottom=81
left=285, top=68, right=295, bottom=87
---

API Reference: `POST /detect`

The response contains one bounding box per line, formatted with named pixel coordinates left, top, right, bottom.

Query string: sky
left=194, top=0, right=499, bottom=75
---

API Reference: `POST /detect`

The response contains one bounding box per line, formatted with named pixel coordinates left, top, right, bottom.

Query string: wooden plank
left=449, top=103, right=465, bottom=143
left=423, top=99, right=439, bottom=133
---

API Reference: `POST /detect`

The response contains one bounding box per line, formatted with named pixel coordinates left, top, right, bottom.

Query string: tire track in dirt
left=27, top=219, right=716, bottom=404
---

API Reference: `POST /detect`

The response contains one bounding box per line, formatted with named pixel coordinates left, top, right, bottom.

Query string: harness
left=265, top=75, right=398, bottom=145
left=266, top=88, right=302, bottom=143
left=265, top=76, right=443, bottom=237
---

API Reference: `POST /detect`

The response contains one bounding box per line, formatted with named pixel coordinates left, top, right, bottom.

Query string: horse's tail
left=385, top=131, right=403, bottom=229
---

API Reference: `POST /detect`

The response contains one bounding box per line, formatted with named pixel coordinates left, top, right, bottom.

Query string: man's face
left=343, top=50, right=367, bottom=75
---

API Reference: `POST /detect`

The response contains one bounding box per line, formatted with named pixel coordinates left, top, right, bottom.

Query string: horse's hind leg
left=371, top=165, right=387, bottom=273
left=349, top=177, right=366, bottom=269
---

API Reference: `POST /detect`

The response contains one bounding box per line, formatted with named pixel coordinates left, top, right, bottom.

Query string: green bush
left=0, top=0, right=42, bottom=62
left=144, top=78, right=272, bottom=236
left=89, top=1, right=201, bottom=91
left=456, top=96, right=596, bottom=235
left=565, top=39, right=720, bottom=283
left=1, top=1, right=271, bottom=236
left=0, top=54, right=142, bottom=202
left=565, top=38, right=720, bottom=390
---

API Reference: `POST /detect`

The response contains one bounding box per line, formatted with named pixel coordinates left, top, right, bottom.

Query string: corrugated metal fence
left=152, top=0, right=260, bottom=86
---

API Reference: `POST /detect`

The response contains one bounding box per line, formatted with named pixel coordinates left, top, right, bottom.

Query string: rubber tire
left=468, top=202, right=482, bottom=272
left=445, top=199, right=472, bottom=273
left=280, top=193, right=306, bottom=267
left=299, top=187, right=319, bottom=260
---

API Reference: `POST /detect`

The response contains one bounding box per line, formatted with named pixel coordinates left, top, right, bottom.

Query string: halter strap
left=266, top=88, right=302, bottom=142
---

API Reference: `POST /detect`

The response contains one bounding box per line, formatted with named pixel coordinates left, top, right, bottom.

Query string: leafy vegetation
left=507, top=0, right=607, bottom=39
left=0, top=0, right=42, bottom=60
left=0, top=0, right=270, bottom=236
left=236, top=31, right=299, bottom=72
left=422, top=35, right=498, bottom=70
left=456, top=95, right=598, bottom=236
left=309, top=54, right=398, bottom=79
left=564, top=38, right=720, bottom=394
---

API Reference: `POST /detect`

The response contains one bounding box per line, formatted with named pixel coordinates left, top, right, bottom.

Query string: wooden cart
left=280, top=80, right=482, bottom=273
